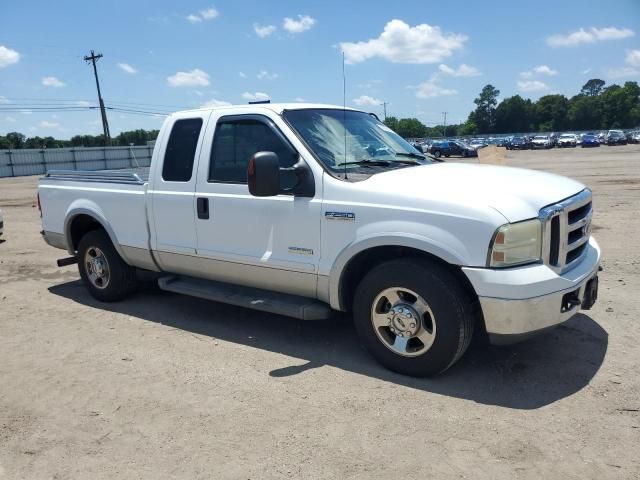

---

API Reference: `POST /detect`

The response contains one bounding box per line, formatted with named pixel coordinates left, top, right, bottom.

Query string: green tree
left=5, top=132, right=26, bottom=149
left=495, top=95, right=534, bottom=133
left=395, top=118, right=427, bottom=138
left=581, top=79, right=606, bottom=97
left=535, top=94, right=569, bottom=132
left=383, top=116, right=399, bottom=132
left=469, top=84, right=500, bottom=133
left=567, top=95, right=603, bottom=130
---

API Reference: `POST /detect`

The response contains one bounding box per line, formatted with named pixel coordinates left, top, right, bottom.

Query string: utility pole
left=442, top=111, right=448, bottom=137
left=84, top=50, right=111, bottom=144
left=381, top=101, right=389, bottom=121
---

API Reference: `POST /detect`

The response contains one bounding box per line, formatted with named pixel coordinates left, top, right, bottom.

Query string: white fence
left=0, top=145, right=154, bottom=178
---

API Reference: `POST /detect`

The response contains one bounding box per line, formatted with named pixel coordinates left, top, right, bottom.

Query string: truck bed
left=39, top=169, right=152, bottom=268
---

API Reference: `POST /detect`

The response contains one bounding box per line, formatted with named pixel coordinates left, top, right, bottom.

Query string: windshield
left=534, top=136, right=547, bottom=140
left=560, top=134, right=573, bottom=139
left=282, top=108, right=426, bottom=172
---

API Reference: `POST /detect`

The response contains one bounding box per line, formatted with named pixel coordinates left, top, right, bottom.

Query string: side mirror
left=248, top=151, right=280, bottom=197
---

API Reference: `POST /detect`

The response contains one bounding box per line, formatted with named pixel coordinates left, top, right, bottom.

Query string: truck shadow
left=49, top=279, right=608, bottom=410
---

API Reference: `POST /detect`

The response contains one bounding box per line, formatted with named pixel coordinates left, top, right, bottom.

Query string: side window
left=162, top=118, right=203, bottom=182
left=209, top=119, right=296, bottom=184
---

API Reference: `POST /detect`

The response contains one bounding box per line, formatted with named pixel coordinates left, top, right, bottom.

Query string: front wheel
left=433, top=150, right=441, bottom=158
left=353, top=259, right=475, bottom=377
left=77, top=230, right=138, bottom=302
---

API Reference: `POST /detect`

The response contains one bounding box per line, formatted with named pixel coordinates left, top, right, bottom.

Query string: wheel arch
left=330, top=237, right=480, bottom=319
left=64, top=205, right=128, bottom=263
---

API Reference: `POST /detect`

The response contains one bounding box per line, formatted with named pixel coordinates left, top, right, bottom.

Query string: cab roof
left=174, top=102, right=360, bottom=116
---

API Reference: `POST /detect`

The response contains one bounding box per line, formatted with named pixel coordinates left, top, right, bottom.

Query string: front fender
left=328, top=230, right=469, bottom=311
left=64, top=200, right=129, bottom=262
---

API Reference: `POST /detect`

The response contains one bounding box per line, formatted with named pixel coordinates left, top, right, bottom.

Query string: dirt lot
left=1, top=145, right=639, bottom=479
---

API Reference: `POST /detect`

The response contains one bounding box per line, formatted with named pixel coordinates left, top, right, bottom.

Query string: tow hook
left=57, top=256, right=78, bottom=267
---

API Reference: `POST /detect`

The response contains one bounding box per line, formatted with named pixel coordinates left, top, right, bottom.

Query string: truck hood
left=362, top=162, right=585, bottom=222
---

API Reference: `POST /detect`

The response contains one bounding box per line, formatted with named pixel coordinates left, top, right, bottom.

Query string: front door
left=193, top=113, right=321, bottom=297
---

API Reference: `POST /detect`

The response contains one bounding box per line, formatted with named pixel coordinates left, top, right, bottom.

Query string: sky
left=0, top=0, right=639, bottom=139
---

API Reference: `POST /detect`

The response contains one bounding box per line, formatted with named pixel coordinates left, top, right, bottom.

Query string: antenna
left=342, top=51, right=347, bottom=180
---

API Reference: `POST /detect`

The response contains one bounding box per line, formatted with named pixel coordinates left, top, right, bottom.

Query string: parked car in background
left=469, top=138, right=488, bottom=151
left=580, top=133, right=600, bottom=148
left=581, top=134, right=600, bottom=148
left=597, top=132, right=607, bottom=144
left=628, top=131, right=640, bottom=144
left=531, top=135, right=552, bottom=149
left=506, top=136, right=529, bottom=150
left=549, top=133, right=558, bottom=147
left=557, top=133, right=578, bottom=148
left=606, top=130, right=628, bottom=146
left=428, top=140, right=476, bottom=158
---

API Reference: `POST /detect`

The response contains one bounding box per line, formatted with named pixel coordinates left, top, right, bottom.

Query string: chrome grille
left=540, top=189, right=592, bottom=273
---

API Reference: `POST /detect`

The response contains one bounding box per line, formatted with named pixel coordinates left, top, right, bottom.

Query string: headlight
left=488, top=219, right=542, bottom=268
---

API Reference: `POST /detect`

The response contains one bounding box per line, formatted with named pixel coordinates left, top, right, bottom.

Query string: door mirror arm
left=280, top=154, right=315, bottom=197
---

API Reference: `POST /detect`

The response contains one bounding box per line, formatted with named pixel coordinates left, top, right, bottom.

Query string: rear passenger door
left=148, top=113, right=209, bottom=263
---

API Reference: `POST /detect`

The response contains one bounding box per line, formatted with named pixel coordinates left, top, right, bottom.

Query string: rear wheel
left=433, top=150, right=441, bottom=158
left=77, top=230, right=137, bottom=302
left=352, top=258, right=475, bottom=377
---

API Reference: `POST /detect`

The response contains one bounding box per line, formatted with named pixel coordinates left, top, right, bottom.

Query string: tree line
left=0, top=129, right=159, bottom=149
left=384, top=78, right=640, bottom=138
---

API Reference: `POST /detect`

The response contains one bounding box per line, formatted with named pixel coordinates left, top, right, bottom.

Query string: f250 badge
left=325, top=211, right=355, bottom=221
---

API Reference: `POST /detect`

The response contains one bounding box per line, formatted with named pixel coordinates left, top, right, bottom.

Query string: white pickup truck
left=39, top=103, right=601, bottom=376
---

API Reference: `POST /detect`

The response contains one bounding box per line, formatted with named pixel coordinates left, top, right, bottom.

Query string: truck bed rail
left=44, top=169, right=148, bottom=185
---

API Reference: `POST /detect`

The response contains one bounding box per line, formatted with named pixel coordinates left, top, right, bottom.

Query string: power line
left=84, top=50, right=111, bottom=143
left=442, top=112, right=448, bottom=137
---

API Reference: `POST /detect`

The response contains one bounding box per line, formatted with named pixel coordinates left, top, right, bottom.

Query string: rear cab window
left=162, top=118, right=203, bottom=182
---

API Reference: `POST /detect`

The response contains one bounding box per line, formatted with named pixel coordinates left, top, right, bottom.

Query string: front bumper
left=462, top=237, right=601, bottom=344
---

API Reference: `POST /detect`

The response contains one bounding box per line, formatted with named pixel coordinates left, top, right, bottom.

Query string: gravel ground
left=1, top=145, right=639, bottom=479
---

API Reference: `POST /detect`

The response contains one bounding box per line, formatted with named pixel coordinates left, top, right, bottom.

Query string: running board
left=158, top=275, right=332, bottom=320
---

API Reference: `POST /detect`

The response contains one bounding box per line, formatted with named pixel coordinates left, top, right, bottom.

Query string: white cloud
left=341, top=19, right=467, bottom=64
left=352, top=95, right=382, bottom=106
left=0, top=95, right=9, bottom=103
left=4, top=116, right=16, bottom=123
left=39, top=120, right=60, bottom=129
left=626, top=49, right=640, bottom=67
left=606, top=66, right=639, bottom=79
left=0, top=45, right=20, bottom=67
left=241, top=91, right=270, bottom=102
left=42, top=76, right=65, bottom=87
left=118, top=63, right=137, bottom=74
left=186, top=7, right=218, bottom=23
left=200, top=7, right=218, bottom=20
left=20, top=110, right=32, bottom=114
left=257, top=70, right=278, bottom=80
left=294, top=97, right=305, bottom=102
left=520, top=65, right=558, bottom=78
left=517, top=80, right=550, bottom=92
left=283, top=15, right=315, bottom=34
left=581, top=68, right=592, bottom=75
left=547, top=27, right=635, bottom=47
left=167, top=68, right=210, bottom=87
left=438, top=63, right=481, bottom=77
left=411, top=81, right=457, bottom=99
left=239, top=71, right=247, bottom=78
left=201, top=98, right=232, bottom=108
left=254, top=23, right=277, bottom=38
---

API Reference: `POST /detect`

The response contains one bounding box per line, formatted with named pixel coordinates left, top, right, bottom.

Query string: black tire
left=433, top=150, right=441, bottom=158
left=77, top=229, right=137, bottom=302
left=352, top=258, right=475, bottom=377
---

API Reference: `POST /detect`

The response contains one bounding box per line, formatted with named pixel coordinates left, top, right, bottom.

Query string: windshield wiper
left=394, top=151, right=425, bottom=160
left=336, top=159, right=393, bottom=167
